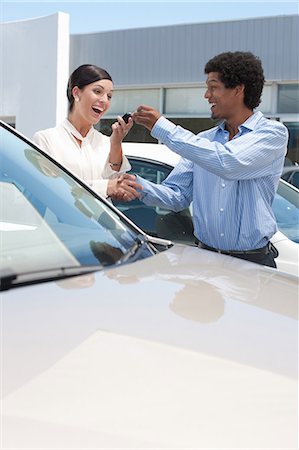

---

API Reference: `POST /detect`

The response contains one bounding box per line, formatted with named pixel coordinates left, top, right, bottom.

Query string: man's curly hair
left=204, top=51, right=265, bottom=110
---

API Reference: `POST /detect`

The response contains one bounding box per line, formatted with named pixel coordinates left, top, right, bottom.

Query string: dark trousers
left=198, top=241, right=278, bottom=269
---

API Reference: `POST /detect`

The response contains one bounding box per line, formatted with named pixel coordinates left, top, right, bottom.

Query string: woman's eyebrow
left=94, top=83, right=114, bottom=93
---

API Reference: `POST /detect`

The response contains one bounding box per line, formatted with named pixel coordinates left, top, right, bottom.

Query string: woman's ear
left=72, top=86, right=80, bottom=101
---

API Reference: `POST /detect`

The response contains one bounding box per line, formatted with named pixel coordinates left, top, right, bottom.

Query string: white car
left=122, top=142, right=299, bottom=277
left=1, top=121, right=298, bottom=448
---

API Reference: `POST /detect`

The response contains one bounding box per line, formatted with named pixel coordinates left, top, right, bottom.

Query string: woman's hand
left=107, top=174, right=143, bottom=201
left=110, top=115, right=133, bottom=145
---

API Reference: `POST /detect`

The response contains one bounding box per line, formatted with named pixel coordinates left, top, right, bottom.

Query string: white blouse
left=33, top=119, right=131, bottom=197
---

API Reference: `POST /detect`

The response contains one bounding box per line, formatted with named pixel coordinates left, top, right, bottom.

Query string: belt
left=197, top=240, right=270, bottom=257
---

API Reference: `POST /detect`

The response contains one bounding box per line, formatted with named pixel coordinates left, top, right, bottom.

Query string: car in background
left=120, top=142, right=299, bottom=277
left=282, top=164, right=299, bottom=188
left=1, top=121, right=298, bottom=448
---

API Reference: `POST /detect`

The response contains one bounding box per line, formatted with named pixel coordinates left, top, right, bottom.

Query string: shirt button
left=220, top=208, right=224, bottom=212
left=220, top=233, right=224, bottom=237
left=222, top=183, right=226, bottom=188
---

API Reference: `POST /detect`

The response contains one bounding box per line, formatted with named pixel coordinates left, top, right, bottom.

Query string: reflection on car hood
left=2, top=244, right=298, bottom=448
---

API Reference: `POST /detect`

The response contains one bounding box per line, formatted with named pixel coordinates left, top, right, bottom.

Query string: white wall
left=0, top=12, right=69, bottom=139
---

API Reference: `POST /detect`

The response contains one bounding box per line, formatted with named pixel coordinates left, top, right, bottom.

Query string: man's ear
left=235, top=84, right=245, bottom=96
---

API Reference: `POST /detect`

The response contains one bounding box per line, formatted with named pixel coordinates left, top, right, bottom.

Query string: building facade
left=0, top=12, right=70, bottom=139
left=1, top=13, right=299, bottom=162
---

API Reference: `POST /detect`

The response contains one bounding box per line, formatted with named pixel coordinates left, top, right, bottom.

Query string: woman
left=33, top=64, right=139, bottom=200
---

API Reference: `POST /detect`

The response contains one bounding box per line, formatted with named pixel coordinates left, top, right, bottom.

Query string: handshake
left=107, top=173, right=143, bottom=202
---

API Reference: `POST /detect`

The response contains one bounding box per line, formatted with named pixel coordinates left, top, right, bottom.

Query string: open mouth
left=92, top=107, right=103, bottom=115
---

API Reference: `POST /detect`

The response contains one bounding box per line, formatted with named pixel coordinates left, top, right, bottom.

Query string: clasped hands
left=107, top=173, right=143, bottom=201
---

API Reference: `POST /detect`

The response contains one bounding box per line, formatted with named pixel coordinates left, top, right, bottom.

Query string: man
left=132, top=51, right=289, bottom=268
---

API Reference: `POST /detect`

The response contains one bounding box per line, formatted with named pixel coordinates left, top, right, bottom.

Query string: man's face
left=204, top=72, right=241, bottom=120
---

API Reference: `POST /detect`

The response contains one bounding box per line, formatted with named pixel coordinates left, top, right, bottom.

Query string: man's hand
left=132, top=105, right=161, bottom=131
left=107, top=174, right=143, bottom=201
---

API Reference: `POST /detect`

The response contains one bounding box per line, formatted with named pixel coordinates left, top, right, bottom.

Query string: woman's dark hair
left=204, top=51, right=265, bottom=110
left=67, top=64, right=113, bottom=111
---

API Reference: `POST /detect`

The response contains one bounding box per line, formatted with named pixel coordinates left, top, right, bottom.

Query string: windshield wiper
left=116, top=234, right=156, bottom=264
left=0, top=265, right=103, bottom=291
left=117, top=233, right=174, bottom=265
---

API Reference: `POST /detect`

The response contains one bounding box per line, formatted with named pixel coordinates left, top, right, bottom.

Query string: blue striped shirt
left=137, top=112, right=289, bottom=251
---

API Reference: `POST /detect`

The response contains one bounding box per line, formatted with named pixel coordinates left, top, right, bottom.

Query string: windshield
left=0, top=124, right=153, bottom=275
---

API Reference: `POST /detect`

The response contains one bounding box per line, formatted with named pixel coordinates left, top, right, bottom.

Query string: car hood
left=2, top=244, right=298, bottom=448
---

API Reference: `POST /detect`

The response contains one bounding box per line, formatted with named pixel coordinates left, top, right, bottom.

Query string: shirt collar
left=63, top=118, right=94, bottom=141
left=218, top=111, right=264, bottom=133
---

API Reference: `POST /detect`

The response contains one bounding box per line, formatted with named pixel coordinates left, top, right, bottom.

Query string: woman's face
left=72, top=79, right=114, bottom=125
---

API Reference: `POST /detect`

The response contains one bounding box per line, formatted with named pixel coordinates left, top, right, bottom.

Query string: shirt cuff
left=89, top=179, right=109, bottom=198
left=135, top=175, right=152, bottom=200
left=151, top=116, right=177, bottom=142
left=102, top=155, right=131, bottom=178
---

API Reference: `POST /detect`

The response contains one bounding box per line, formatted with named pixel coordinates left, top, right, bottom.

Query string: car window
left=114, top=158, right=196, bottom=244
left=273, top=181, right=299, bottom=243
left=0, top=125, right=154, bottom=275
left=281, top=166, right=299, bottom=189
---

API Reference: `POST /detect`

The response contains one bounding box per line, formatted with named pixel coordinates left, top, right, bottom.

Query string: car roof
left=122, top=141, right=181, bottom=166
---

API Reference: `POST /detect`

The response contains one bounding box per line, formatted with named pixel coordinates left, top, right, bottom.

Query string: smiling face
left=204, top=72, right=243, bottom=121
left=72, top=79, right=114, bottom=127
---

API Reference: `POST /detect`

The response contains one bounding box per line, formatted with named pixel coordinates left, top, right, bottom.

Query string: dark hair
left=204, top=51, right=265, bottom=110
left=67, top=64, right=113, bottom=111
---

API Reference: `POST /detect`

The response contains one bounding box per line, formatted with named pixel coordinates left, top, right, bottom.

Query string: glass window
left=165, top=87, right=210, bottom=115
left=106, top=89, right=160, bottom=115
left=257, top=85, right=272, bottom=114
left=96, top=119, right=157, bottom=143
left=281, top=166, right=299, bottom=189
left=98, top=117, right=215, bottom=143
left=273, top=181, right=299, bottom=243
left=284, top=122, right=299, bottom=164
left=277, top=84, right=299, bottom=113
left=0, top=116, right=15, bottom=128
left=169, top=118, right=215, bottom=134
left=0, top=125, right=153, bottom=274
left=96, top=88, right=161, bottom=142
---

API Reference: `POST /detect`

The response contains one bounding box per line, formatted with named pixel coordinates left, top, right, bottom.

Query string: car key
left=122, top=112, right=132, bottom=123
